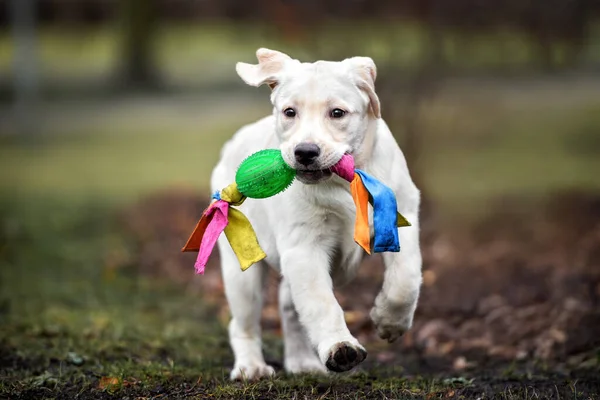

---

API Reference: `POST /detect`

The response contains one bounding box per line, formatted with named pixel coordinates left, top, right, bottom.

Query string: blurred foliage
left=4, top=0, right=600, bottom=185
left=3, top=22, right=599, bottom=88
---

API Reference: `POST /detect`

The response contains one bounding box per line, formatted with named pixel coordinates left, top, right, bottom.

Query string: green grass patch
left=2, top=84, right=600, bottom=213
left=0, top=123, right=237, bottom=204
left=417, top=93, right=600, bottom=219
left=0, top=198, right=224, bottom=396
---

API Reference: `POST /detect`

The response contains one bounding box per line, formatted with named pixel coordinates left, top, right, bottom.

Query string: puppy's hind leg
left=219, top=238, right=274, bottom=380
left=370, top=212, right=422, bottom=343
left=279, top=278, right=326, bottom=374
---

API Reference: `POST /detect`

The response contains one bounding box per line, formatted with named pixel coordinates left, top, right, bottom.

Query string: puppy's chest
left=286, top=184, right=368, bottom=282
left=315, top=206, right=365, bottom=285
left=302, top=184, right=356, bottom=224
left=317, top=197, right=367, bottom=285
left=299, top=184, right=368, bottom=251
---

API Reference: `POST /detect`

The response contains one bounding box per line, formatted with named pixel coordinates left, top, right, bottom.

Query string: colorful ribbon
left=181, top=183, right=266, bottom=274
left=332, top=154, right=411, bottom=254
left=354, top=170, right=400, bottom=253
left=183, top=154, right=410, bottom=273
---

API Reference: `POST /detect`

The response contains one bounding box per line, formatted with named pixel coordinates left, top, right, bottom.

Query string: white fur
left=212, top=49, right=422, bottom=380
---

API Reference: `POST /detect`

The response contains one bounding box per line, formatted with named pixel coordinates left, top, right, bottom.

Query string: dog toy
left=235, top=149, right=296, bottom=198
left=182, top=150, right=411, bottom=274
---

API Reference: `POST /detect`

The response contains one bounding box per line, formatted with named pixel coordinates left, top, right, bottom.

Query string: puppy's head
left=236, top=48, right=380, bottom=184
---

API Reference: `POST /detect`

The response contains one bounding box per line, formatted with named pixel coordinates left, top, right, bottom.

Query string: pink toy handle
left=330, top=153, right=355, bottom=182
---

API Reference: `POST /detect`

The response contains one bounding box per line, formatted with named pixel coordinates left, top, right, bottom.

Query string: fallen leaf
left=98, top=377, right=120, bottom=390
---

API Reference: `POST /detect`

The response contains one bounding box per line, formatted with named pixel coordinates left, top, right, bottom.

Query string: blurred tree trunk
left=10, top=0, right=38, bottom=136
left=118, top=0, right=159, bottom=89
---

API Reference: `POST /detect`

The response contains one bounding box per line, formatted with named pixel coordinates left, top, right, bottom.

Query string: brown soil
left=118, top=188, right=600, bottom=385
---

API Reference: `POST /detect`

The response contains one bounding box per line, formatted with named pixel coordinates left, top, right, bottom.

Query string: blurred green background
left=1, top=1, right=600, bottom=398
left=1, top=2, right=599, bottom=215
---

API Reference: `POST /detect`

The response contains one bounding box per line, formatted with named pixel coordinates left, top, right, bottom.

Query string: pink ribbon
left=194, top=200, right=229, bottom=274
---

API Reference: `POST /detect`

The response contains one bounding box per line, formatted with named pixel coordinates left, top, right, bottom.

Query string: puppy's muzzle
left=294, top=143, right=334, bottom=184
left=294, top=143, right=320, bottom=167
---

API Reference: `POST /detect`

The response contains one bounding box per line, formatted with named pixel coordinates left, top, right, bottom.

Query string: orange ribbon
left=350, top=172, right=372, bottom=254
left=349, top=172, right=412, bottom=255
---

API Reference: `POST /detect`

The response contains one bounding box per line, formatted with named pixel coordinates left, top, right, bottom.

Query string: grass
left=428, top=109, right=600, bottom=199
left=0, top=121, right=237, bottom=204
left=414, top=85, right=600, bottom=219
left=1, top=21, right=599, bottom=214
left=3, top=80, right=599, bottom=217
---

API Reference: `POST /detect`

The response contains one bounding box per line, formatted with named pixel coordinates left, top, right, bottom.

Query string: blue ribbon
left=211, top=191, right=221, bottom=201
left=354, top=170, right=400, bottom=253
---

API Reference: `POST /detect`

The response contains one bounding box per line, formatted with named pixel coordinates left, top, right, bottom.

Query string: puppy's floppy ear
left=236, top=48, right=292, bottom=90
left=344, top=56, right=381, bottom=118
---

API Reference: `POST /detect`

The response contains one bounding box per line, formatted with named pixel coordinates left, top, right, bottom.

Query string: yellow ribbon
left=224, top=208, right=266, bottom=270
left=220, top=183, right=266, bottom=269
left=220, top=183, right=245, bottom=205
left=397, top=212, right=411, bottom=227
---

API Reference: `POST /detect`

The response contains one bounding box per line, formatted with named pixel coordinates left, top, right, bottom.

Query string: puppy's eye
left=283, top=108, right=297, bottom=118
left=330, top=108, right=346, bottom=119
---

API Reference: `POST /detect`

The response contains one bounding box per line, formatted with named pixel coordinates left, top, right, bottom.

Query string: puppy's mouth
left=296, top=169, right=333, bottom=184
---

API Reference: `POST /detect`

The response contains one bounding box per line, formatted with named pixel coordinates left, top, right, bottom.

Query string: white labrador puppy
left=211, top=48, right=422, bottom=380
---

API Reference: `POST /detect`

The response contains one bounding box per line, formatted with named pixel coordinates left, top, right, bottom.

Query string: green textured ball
left=235, top=149, right=296, bottom=199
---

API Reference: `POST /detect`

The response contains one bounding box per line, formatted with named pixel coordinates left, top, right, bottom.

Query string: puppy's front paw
left=230, top=363, right=275, bottom=381
left=324, top=342, right=367, bottom=373
left=370, top=306, right=412, bottom=343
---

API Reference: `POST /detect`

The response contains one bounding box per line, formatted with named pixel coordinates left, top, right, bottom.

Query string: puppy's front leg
left=279, top=278, right=326, bottom=374
left=219, top=238, right=274, bottom=380
left=370, top=212, right=423, bottom=342
left=281, top=246, right=367, bottom=372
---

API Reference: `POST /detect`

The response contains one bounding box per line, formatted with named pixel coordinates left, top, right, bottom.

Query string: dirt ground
left=113, top=188, right=600, bottom=398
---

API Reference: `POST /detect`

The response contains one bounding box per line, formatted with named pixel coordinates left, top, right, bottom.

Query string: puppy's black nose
left=294, top=143, right=320, bottom=166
